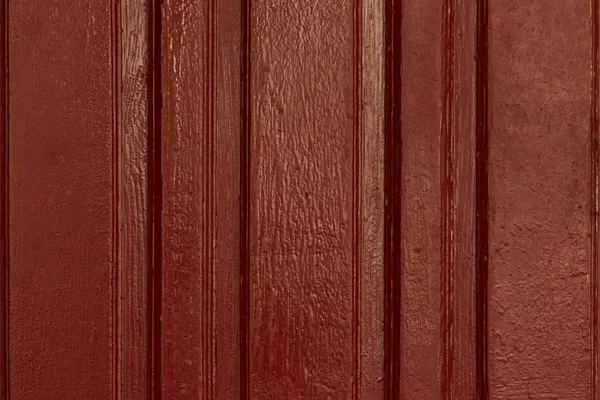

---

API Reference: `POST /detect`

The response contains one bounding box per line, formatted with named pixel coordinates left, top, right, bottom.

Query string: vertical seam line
left=0, top=0, right=8, bottom=397
left=353, top=0, right=363, bottom=397
left=441, top=0, right=455, bottom=398
left=591, top=0, right=599, bottom=397
left=475, top=0, right=489, bottom=397
left=111, top=1, right=122, bottom=399
left=240, top=0, right=251, bottom=398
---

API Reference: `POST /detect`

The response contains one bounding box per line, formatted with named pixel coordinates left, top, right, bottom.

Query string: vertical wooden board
left=161, top=0, right=214, bottom=398
left=488, top=1, right=591, bottom=398
left=249, top=0, right=383, bottom=397
left=399, top=0, right=442, bottom=397
left=215, top=0, right=241, bottom=397
left=453, top=0, right=477, bottom=397
left=8, top=0, right=115, bottom=399
left=361, top=0, right=385, bottom=397
left=120, top=1, right=149, bottom=398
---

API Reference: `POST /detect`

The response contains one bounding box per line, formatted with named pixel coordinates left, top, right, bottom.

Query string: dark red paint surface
left=0, top=0, right=599, bottom=399
left=8, top=1, right=115, bottom=398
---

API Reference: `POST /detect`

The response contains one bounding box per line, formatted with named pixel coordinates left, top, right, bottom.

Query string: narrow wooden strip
left=383, top=0, right=402, bottom=396
left=214, top=0, right=242, bottom=397
left=360, top=0, right=385, bottom=397
left=475, top=0, right=489, bottom=397
left=160, top=0, right=215, bottom=397
left=0, top=0, right=7, bottom=398
left=353, top=0, right=363, bottom=397
left=399, top=0, right=443, bottom=395
left=453, top=0, right=477, bottom=397
left=591, top=0, right=599, bottom=396
left=120, top=0, right=150, bottom=398
left=111, top=1, right=122, bottom=398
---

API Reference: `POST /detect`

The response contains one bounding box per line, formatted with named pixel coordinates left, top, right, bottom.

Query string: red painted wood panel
left=8, top=0, right=117, bottom=398
left=160, top=0, right=242, bottom=398
left=248, top=1, right=383, bottom=398
left=160, top=1, right=216, bottom=398
left=488, top=1, right=593, bottom=398
left=1, top=0, right=600, bottom=399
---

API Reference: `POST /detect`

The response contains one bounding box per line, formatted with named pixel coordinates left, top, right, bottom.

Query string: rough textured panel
left=453, top=0, right=477, bottom=398
left=249, top=0, right=373, bottom=397
left=160, top=0, right=215, bottom=398
left=360, top=0, right=385, bottom=397
left=120, top=1, right=148, bottom=398
left=488, top=1, right=591, bottom=398
left=215, top=0, right=242, bottom=397
left=8, top=0, right=114, bottom=398
left=399, top=0, right=442, bottom=397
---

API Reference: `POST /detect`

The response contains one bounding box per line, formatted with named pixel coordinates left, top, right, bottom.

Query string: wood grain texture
left=399, top=0, right=442, bottom=395
left=452, top=0, right=477, bottom=398
left=488, top=0, right=591, bottom=398
left=8, top=0, right=115, bottom=398
left=120, top=1, right=149, bottom=398
left=215, top=0, right=242, bottom=397
left=396, top=1, right=478, bottom=398
left=249, top=0, right=383, bottom=398
left=360, top=0, right=384, bottom=397
left=160, top=0, right=215, bottom=398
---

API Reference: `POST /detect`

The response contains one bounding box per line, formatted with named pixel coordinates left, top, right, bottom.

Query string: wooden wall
left=0, top=0, right=597, bottom=399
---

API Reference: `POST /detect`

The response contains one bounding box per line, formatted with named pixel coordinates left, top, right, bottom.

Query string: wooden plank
left=395, top=1, right=477, bottom=397
left=160, top=0, right=214, bottom=398
left=160, top=0, right=242, bottom=398
left=399, top=0, right=443, bottom=396
left=453, top=0, right=477, bottom=398
left=487, top=1, right=592, bottom=397
left=120, top=1, right=149, bottom=399
left=360, top=0, right=385, bottom=397
left=215, top=0, right=242, bottom=397
left=7, top=0, right=115, bottom=398
left=248, top=0, right=383, bottom=397
left=0, top=0, right=7, bottom=398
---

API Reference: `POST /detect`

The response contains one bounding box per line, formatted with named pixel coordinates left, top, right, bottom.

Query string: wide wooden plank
left=488, top=1, right=592, bottom=397
left=8, top=1, right=116, bottom=398
left=248, top=0, right=384, bottom=398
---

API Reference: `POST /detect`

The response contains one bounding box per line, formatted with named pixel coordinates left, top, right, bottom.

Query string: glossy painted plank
left=160, top=0, right=214, bottom=398
left=249, top=0, right=384, bottom=398
left=360, top=0, right=385, bottom=397
left=215, top=0, right=242, bottom=397
left=8, top=0, right=116, bottom=398
left=120, top=1, right=149, bottom=398
left=488, top=1, right=592, bottom=398
left=160, top=0, right=242, bottom=398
